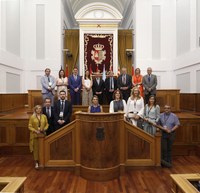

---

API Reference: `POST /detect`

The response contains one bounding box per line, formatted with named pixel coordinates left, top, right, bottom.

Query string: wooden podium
left=75, top=112, right=125, bottom=181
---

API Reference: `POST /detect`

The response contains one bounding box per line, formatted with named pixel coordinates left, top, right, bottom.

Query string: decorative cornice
left=75, top=2, right=123, bottom=25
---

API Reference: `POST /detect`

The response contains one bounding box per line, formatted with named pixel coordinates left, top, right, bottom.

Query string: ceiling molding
left=62, top=0, right=77, bottom=28
left=121, top=0, right=135, bottom=28
left=71, top=0, right=124, bottom=14
left=75, top=2, right=123, bottom=25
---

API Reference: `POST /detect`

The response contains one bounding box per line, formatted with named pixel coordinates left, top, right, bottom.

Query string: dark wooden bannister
left=38, top=112, right=161, bottom=181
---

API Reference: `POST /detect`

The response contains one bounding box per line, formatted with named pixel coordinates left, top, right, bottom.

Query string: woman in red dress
left=132, top=68, right=144, bottom=97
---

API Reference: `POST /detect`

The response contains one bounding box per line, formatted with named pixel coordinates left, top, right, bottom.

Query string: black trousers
left=161, top=132, right=176, bottom=164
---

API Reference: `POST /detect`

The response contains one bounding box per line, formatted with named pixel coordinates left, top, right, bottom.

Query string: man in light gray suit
left=41, top=68, right=56, bottom=106
left=142, top=67, right=157, bottom=104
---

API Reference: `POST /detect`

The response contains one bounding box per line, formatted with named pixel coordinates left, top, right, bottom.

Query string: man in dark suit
left=42, top=97, right=55, bottom=135
left=68, top=67, right=82, bottom=105
left=105, top=71, right=117, bottom=104
left=142, top=67, right=157, bottom=104
left=117, top=67, right=132, bottom=102
left=54, top=90, right=72, bottom=130
left=92, top=71, right=105, bottom=104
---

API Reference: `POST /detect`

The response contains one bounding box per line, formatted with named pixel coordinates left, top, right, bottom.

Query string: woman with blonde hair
left=28, top=105, right=49, bottom=169
left=88, top=95, right=103, bottom=113
left=126, top=87, right=144, bottom=126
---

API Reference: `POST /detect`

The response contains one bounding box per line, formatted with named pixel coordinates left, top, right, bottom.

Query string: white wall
left=174, top=0, right=200, bottom=93
left=1, top=0, right=200, bottom=93
left=0, top=0, right=24, bottom=93
left=176, top=0, right=190, bottom=56
left=23, top=0, right=62, bottom=91
left=133, top=0, right=177, bottom=89
left=0, top=0, right=62, bottom=93
left=197, top=0, right=200, bottom=47
left=125, top=0, right=200, bottom=92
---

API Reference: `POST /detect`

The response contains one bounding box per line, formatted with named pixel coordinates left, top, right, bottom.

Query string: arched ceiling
left=70, top=0, right=131, bottom=14
left=63, top=0, right=134, bottom=28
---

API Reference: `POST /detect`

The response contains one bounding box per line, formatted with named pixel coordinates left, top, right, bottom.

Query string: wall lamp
left=62, top=48, right=72, bottom=57
left=126, top=49, right=134, bottom=57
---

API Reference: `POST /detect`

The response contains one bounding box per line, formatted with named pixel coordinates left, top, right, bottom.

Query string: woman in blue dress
left=88, top=95, right=103, bottom=113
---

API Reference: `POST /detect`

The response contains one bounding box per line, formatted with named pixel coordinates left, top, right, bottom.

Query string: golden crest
left=91, top=43, right=106, bottom=64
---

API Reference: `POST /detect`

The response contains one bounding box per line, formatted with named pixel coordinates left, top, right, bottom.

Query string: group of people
left=28, top=90, right=72, bottom=169
left=28, top=66, right=180, bottom=169
left=40, top=66, right=157, bottom=106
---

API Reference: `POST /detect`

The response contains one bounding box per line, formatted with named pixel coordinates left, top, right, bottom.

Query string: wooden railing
left=38, top=112, right=161, bottom=181
left=124, top=121, right=161, bottom=166
left=0, top=177, right=26, bottom=193
left=170, top=173, right=200, bottom=193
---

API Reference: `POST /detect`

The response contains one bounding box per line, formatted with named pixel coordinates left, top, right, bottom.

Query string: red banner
left=84, top=34, right=113, bottom=74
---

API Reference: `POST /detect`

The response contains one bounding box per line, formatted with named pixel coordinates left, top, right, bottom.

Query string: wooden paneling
left=127, top=131, right=150, bottom=159
left=50, top=132, right=73, bottom=160
left=76, top=113, right=124, bottom=180
left=180, top=93, right=196, bottom=111
left=196, top=94, right=200, bottom=112
left=180, top=93, right=200, bottom=112
left=28, top=89, right=180, bottom=113
left=36, top=113, right=162, bottom=181
left=124, top=121, right=161, bottom=166
left=0, top=119, right=29, bottom=155
left=173, top=113, right=200, bottom=155
left=0, top=126, right=7, bottom=144
left=0, top=94, right=28, bottom=112
left=156, top=89, right=180, bottom=112
left=80, top=121, right=120, bottom=168
left=28, top=90, right=43, bottom=113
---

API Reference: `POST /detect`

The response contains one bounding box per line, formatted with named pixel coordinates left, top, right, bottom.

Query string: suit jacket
left=68, top=75, right=82, bottom=94
left=54, top=100, right=72, bottom=128
left=117, top=74, right=132, bottom=90
left=142, top=74, right=157, bottom=95
left=92, top=78, right=105, bottom=94
left=42, top=106, right=55, bottom=134
left=104, top=77, right=117, bottom=91
left=41, top=75, right=56, bottom=94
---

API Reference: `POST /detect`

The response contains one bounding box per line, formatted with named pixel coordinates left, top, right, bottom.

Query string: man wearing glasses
left=159, top=105, right=180, bottom=168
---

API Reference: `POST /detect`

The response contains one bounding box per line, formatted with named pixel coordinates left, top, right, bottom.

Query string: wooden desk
left=170, top=173, right=200, bottom=193
left=0, top=177, right=26, bottom=193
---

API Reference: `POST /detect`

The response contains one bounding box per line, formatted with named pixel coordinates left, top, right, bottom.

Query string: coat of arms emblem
left=91, top=43, right=106, bottom=64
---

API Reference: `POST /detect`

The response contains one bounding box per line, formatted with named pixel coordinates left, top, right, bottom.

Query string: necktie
left=48, top=76, right=50, bottom=82
left=148, top=75, right=151, bottom=82
left=110, top=77, right=114, bottom=89
left=61, top=100, right=64, bottom=111
left=123, top=75, right=126, bottom=84
left=74, top=76, right=77, bottom=81
left=46, top=107, right=50, bottom=118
